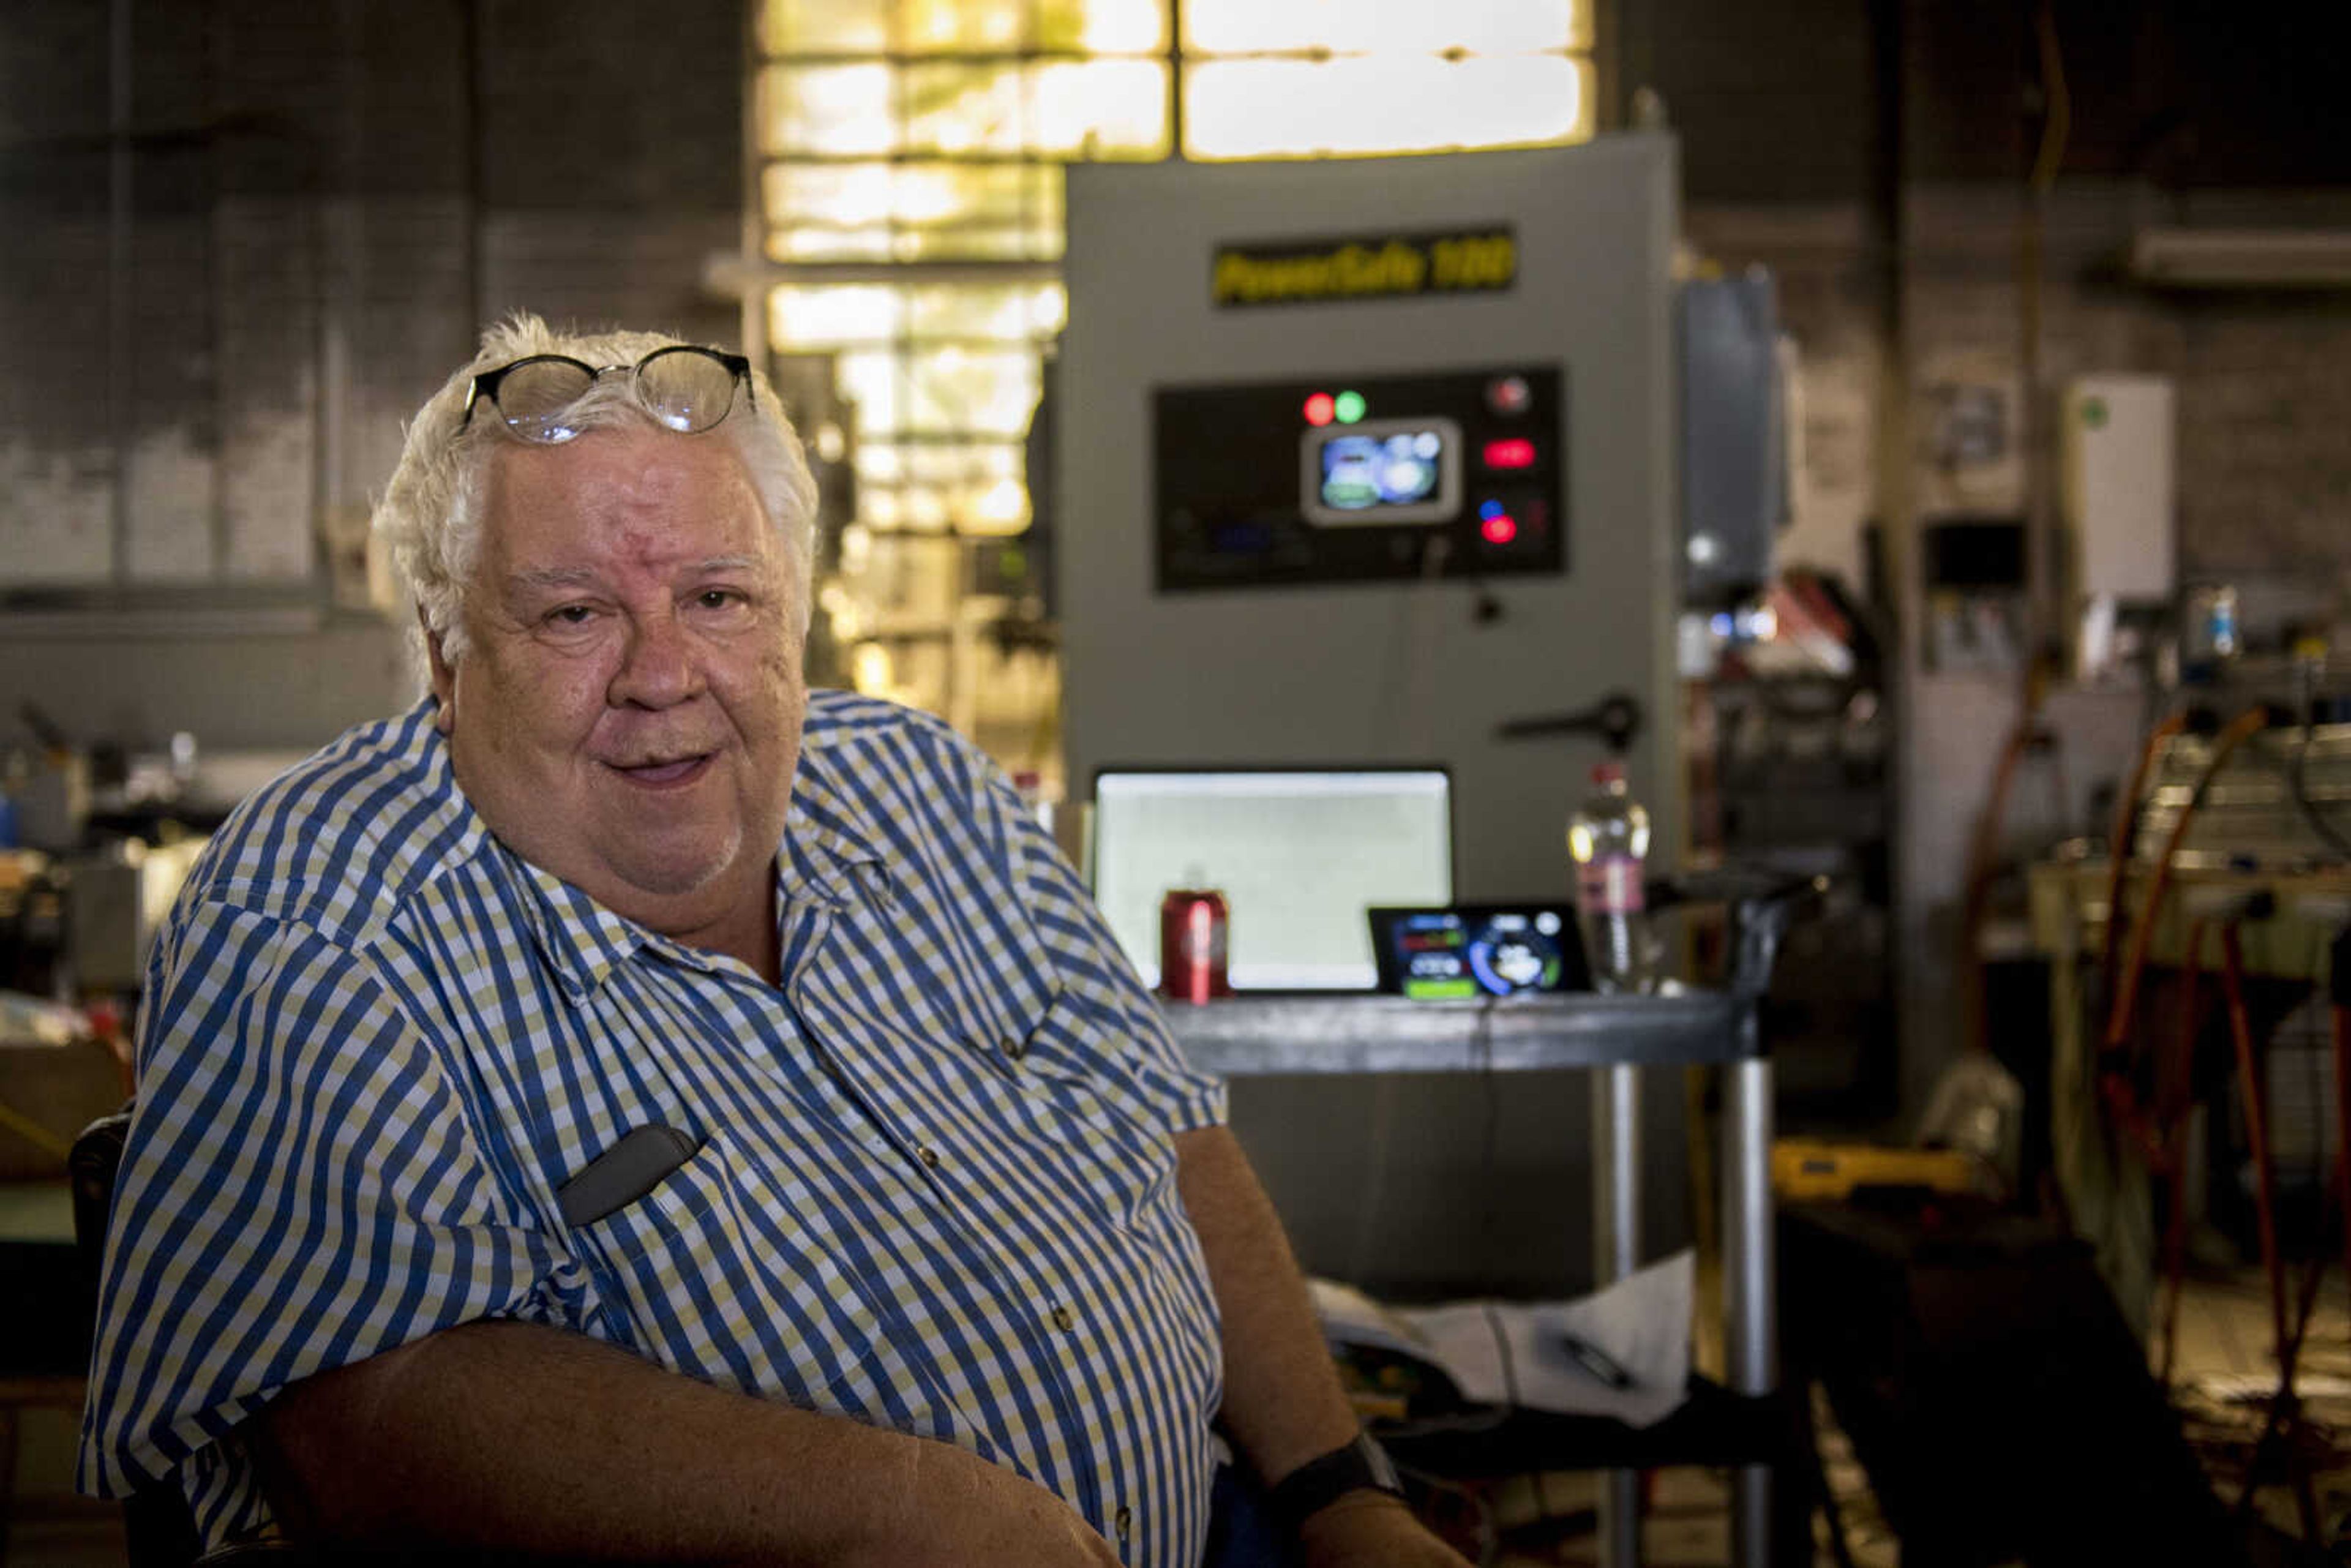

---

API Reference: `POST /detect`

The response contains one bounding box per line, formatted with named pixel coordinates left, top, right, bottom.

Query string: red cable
left=2105, top=708, right=2270, bottom=1056
left=2096, top=713, right=2186, bottom=1019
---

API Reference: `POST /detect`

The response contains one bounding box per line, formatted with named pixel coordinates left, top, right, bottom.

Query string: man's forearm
left=1171, top=1126, right=1362, bottom=1486
left=256, top=1318, right=1118, bottom=1567
left=1175, top=1126, right=1474, bottom=1568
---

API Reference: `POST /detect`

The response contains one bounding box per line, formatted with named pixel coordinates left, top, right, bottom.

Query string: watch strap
left=1265, top=1432, right=1406, bottom=1531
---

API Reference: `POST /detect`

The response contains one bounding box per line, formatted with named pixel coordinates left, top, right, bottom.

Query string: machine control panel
left=1153, top=365, right=1565, bottom=593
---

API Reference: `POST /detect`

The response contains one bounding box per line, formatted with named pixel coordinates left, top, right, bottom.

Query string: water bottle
left=1568, top=760, right=1657, bottom=992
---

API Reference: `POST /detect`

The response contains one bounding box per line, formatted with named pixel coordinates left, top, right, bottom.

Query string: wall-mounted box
left=2061, top=375, right=2175, bottom=603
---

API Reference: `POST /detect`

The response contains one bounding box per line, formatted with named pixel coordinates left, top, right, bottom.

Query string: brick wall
left=0, top=0, right=747, bottom=752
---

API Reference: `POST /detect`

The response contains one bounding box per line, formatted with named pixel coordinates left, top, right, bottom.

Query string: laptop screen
left=1089, top=767, right=1454, bottom=992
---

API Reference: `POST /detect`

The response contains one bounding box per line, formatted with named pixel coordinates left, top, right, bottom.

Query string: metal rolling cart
left=1161, top=880, right=1805, bottom=1568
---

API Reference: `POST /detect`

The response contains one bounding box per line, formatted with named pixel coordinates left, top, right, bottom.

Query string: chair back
left=71, top=1103, right=207, bottom=1568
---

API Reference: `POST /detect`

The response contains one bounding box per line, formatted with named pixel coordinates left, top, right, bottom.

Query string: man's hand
left=1296, top=1493, right=1475, bottom=1568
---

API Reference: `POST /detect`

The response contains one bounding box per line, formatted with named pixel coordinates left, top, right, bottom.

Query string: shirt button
left=1050, top=1304, right=1075, bottom=1332
left=917, top=1144, right=940, bottom=1169
left=1114, top=1504, right=1131, bottom=1539
left=1004, top=1037, right=1026, bottom=1060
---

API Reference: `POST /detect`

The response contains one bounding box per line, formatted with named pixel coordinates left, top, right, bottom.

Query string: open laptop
left=1088, top=766, right=1453, bottom=993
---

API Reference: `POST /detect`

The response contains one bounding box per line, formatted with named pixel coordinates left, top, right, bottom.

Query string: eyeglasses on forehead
left=461, top=344, right=755, bottom=444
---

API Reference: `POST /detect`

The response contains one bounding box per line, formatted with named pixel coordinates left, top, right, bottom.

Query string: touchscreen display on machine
left=1368, top=904, right=1591, bottom=1000
left=1300, top=418, right=1461, bottom=526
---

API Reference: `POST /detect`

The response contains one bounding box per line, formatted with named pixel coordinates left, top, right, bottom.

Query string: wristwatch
left=1265, top=1431, right=1407, bottom=1530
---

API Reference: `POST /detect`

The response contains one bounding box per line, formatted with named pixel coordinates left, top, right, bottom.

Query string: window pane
left=1184, top=53, right=1591, bottom=159
left=836, top=348, right=906, bottom=432
left=894, top=61, right=1169, bottom=159
left=758, top=62, right=895, bottom=155
left=767, top=225, right=894, bottom=261
left=904, top=347, right=1039, bottom=437
left=891, top=0, right=1029, bottom=54
left=762, top=163, right=1063, bottom=261
left=765, top=162, right=1056, bottom=232
left=857, top=445, right=906, bottom=484
left=763, top=162, right=898, bottom=230
left=1184, top=0, right=1582, bottom=54
left=855, top=443, right=1029, bottom=525
left=1033, top=59, right=1169, bottom=158
left=890, top=222, right=1064, bottom=261
left=770, top=284, right=905, bottom=349
left=1043, top=0, right=1169, bottom=54
left=768, top=223, right=1059, bottom=263
left=759, top=0, right=889, bottom=56
left=896, top=441, right=1026, bottom=487
left=906, top=282, right=1066, bottom=341
left=903, top=62, right=1023, bottom=154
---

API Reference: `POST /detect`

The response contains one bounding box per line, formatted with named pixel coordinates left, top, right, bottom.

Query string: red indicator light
left=1483, top=438, right=1537, bottom=470
left=1303, top=392, right=1336, bottom=427
left=1481, top=514, right=1519, bottom=545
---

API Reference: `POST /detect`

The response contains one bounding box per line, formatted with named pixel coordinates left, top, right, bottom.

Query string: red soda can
left=1158, top=889, right=1232, bottom=1003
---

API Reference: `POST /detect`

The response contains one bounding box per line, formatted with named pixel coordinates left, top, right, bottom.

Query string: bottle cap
left=1592, top=760, right=1627, bottom=786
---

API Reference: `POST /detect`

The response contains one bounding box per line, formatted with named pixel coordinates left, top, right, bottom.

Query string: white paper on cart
left=1311, top=1248, right=1692, bottom=1428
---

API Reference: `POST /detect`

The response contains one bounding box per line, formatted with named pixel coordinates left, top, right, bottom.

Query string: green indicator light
left=1405, top=977, right=1480, bottom=1000
left=1333, top=390, right=1367, bottom=424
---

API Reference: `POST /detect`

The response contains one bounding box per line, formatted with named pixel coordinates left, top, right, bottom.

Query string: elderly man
left=81, top=317, right=1469, bottom=1568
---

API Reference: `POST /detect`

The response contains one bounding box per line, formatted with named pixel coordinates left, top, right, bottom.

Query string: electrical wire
left=2016, top=0, right=2070, bottom=644
left=2029, top=4, right=2071, bottom=196
left=2287, top=699, right=2351, bottom=861
left=2104, top=707, right=2271, bottom=1054
left=2097, top=713, right=2189, bottom=1024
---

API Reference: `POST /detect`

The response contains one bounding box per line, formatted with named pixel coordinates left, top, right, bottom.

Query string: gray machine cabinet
left=1058, top=139, right=1686, bottom=1296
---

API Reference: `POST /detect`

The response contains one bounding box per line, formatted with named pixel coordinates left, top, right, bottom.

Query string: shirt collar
left=776, top=737, right=896, bottom=912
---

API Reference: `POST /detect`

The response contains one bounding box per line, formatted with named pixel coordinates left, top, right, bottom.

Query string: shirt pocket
left=998, top=988, right=1184, bottom=1237
left=566, top=1131, right=893, bottom=1411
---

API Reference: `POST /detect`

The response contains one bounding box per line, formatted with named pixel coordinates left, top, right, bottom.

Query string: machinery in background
left=1057, top=140, right=1687, bottom=1304
left=1679, top=268, right=1785, bottom=612
left=2021, top=643, right=2351, bottom=1544
left=1695, top=652, right=1897, bottom=1122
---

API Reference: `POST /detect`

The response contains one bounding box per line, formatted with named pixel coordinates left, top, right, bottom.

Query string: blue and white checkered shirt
left=80, top=690, right=1229, bottom=1566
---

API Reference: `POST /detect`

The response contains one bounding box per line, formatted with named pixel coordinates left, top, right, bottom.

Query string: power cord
left=2287, top=692, right=2351, bottom=861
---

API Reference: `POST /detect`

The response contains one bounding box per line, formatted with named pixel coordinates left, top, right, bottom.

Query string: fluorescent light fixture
left=2129, top=228, right=2351, bottom=290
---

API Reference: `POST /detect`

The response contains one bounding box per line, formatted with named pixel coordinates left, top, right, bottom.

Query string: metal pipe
left=737, top=0, right=768, bottom=362
left=1594, top=1063, right=1640, bottom=1568
left=107, top=0, right=133, bottom=591
left=1725, top=1055, right=1775, bottom=1568
left=2333, top=999, right=2351, bottom=1329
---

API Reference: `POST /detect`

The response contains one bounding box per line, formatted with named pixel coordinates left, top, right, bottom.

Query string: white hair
left=372, top=313, right=819, bottom=672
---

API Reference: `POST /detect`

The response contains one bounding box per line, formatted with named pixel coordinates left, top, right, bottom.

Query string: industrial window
left=753, top=0, right=1594, bottom=768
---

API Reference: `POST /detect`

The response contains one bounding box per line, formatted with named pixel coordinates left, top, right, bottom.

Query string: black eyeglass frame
left=460, top=345, right=756, bottom=441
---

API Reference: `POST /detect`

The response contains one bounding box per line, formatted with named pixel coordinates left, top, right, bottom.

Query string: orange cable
left=2096, top=713, right=2186, bottom=1019
left=2104, top=708, right=2269, bottom=1054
